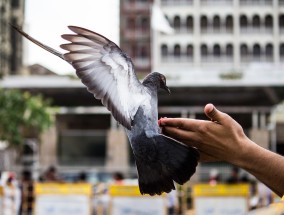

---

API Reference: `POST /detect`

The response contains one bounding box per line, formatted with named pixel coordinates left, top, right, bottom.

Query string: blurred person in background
left=209, top=168, right=220, bottom=186
left=77, top=171, right=87, bottom=182
left=112, top=172, right=124, bottom=185
left=43, top=166, right=60, bottom=182
left=19, top=170, right=34, bottom=215
left=226, top=166, right=240, bottom=184
left=167, top=189, right=179, bottom=215
left=5, top=172, right=21, bottom=215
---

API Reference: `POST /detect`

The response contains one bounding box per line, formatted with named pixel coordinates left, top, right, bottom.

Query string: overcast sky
left=24, top=0, right=119, bottom=75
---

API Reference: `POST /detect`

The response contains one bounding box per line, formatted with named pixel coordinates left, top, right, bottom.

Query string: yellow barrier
left=193, top=183, right=250, bottom=197
left=35, top=183, right=92, bottom=196
left=109, top=184, right=166, bottom=197
left=109, top=185, right=142, bottom=197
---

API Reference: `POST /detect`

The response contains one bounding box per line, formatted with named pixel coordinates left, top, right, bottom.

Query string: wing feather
left=61, top=26, right=149, bottom=129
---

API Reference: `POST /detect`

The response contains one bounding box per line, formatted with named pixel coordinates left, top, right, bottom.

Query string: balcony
left=161, top=0, right=193, bottom=6
left=241, top=55, right=273, bottom=63
left=201, top=27, right=233, bottom=34
left=240, top=27, right=273, bottom=34
left=200, top=0, right=233, bottom=6
left=239, top=0, right=272, bottom=6
left=201, top=56, right=234, bottom=63
left=122, top=2, right=150, bottom=12
left=171, top=27, right=193, bottom=34
left=124, top=29, right=150, bottom=40
left=161, top=55, right=194, bottom=63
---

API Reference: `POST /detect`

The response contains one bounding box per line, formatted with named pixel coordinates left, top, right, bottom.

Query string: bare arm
left=160, top=103, right=284, bottom=197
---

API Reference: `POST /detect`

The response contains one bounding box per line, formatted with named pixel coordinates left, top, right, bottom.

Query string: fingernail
left=159, top=118, right=165, bottom=126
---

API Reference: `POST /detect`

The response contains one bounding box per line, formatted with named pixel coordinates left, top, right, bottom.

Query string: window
left=279, top=15, right=284, bottom=28
left=201, top=44, right=208, bottom=57
left=138, top=46, right=147, bottom=58
left=240, top=15, right=248, bottom=28
left=186, top=44, right=193, bottom=57
left=161, top=44, right=168, bottom=57
left=240, top=44, right=248, bottom=56
left=213, top=16, right=221, bottom=31
left=141, top=17, right=149, bottom=31
left=226, top=44, right=233, bottom=57
left=186, top=16, right=193, bottom=32
left=252, top=15, right=260, bottom=28
left=12, top=0, right=20, bottom=8
left=201, top=16, right=208, bottom=31
left=265, top=44, right=273, bottom=59
left=280, top=44, right=284, bottom=57
left=226, top=15, right=233, bottom=31
left=58, top=130, right=106, bottom=166
left=174, top=44, right=181, bottom=57
left=213, top=44, right=221, bottom=57
left=253, top=44, right=261, bottom=58
left=127, top=18, right=135, bottom=29
left=173, top=16, right=181, bottom=31
left=264, top=15, right=273, bottom=29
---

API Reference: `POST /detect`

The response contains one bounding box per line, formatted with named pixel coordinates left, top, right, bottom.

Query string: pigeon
left=12, top=25, right=199, bottom=195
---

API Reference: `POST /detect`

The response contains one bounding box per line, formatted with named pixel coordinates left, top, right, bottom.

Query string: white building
left=153, top=0, right=284, bottom=76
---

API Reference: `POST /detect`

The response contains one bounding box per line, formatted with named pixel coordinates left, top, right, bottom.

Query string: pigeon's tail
left=135, top=134, right=199, bottom=196
left=11, top=24, right=67, bottom=63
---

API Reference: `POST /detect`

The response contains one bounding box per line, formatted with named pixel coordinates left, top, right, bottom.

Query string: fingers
left=204, top=103, right=228, bottom=124
left=162, top=126, right=199, bottom=148
left=159, top=117, right=201, bottom=131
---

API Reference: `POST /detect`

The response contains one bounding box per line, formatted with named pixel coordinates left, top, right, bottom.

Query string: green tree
left=0, top=89, right=54, bottom=148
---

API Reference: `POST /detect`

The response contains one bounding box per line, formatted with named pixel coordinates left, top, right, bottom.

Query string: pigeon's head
left=142, top=72, right=171, bottom=94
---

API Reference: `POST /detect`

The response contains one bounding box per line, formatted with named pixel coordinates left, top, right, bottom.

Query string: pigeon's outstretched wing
left=12, top=25, right=148, bottom=129
left=60, top=26, right=149, bottom=129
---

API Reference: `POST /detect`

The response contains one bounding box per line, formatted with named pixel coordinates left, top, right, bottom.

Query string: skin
left=160, top=103, right=284, bottom=197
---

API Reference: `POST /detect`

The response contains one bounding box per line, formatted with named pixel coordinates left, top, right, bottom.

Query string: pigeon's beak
left=163, top=85, right=171, bottom=94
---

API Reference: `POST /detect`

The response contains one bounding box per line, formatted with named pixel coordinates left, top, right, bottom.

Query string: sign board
left=193, top=184, right=250, bottom=215
left=34, top=183, right=92, bottom=215
left=109, top=185, right=166, bottom=215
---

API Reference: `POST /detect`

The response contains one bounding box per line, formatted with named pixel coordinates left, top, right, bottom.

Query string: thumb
left=204, top=103, right=226, bottom=123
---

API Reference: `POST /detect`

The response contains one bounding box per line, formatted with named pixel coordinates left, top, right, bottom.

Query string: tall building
left=0, top=0, right=25, bottom=77
left=153, top=0, right=284, bottom=72
left=120, top=0, right=153, bottom=75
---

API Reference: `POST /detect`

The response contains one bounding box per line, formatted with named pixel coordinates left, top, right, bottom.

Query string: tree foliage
left=0, top=89, right=54, bottom=147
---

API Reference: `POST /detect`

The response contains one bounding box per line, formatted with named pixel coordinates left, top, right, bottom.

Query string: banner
left=109, top=185, right=166, bottom=215
left=193, top=184, right=250, bottom=215
left=34, top=183, right=92, bottom=215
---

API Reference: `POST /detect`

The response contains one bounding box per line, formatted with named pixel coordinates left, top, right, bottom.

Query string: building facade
left=153, top=0, right=284, bottom=72
left=120, top=0, right=153, bottom=75
left=0, top=0, right=25, bottom=77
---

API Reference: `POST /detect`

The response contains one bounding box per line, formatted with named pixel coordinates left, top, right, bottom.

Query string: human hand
left=159, top=104, right=252, bottom=164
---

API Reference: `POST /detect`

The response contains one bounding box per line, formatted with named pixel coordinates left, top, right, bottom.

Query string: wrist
left=230, top=137, right=258, bottom=169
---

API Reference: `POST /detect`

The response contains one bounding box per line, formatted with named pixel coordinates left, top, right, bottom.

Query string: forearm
left=234, top=139, right=284, bottom=197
